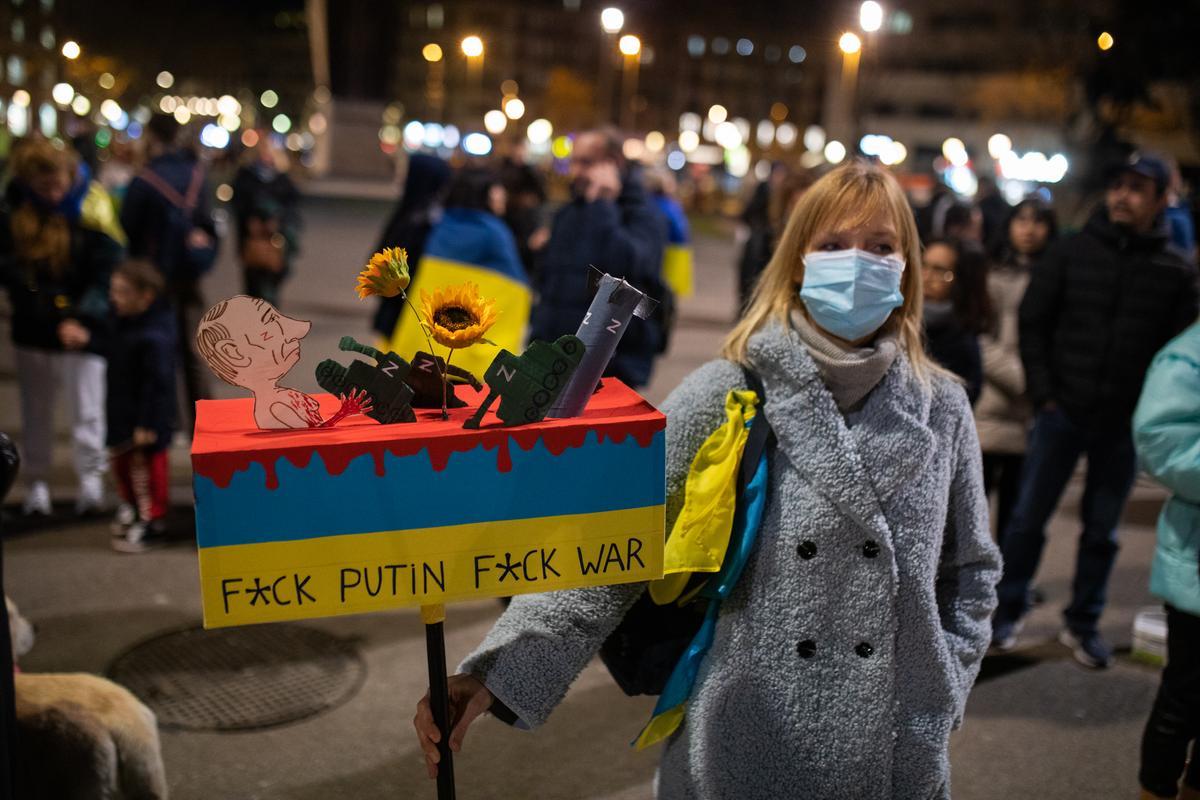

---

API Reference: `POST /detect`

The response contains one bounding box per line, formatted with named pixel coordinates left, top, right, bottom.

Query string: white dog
left=8, top=595, right=169, bottom=799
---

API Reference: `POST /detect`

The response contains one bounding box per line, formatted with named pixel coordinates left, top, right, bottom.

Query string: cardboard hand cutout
left=196, top=296, right=372, bottom=429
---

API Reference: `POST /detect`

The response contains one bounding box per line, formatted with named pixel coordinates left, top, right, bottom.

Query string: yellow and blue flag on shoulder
left=387, top=208, right=531, bottom=378
left=635, top=388, right=770, bottom=749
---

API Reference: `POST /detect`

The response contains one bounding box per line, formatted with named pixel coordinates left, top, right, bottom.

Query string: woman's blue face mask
left=799, top=248, right=906, bottom=342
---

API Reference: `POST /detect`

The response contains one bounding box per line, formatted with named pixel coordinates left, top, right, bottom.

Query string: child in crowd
left=106, top=260, right=177, bottom=553
left=922, top=237, right=992, bottom=404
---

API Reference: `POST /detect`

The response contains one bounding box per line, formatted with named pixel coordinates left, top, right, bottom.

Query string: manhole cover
left=108, top=624, right=366, bottom=732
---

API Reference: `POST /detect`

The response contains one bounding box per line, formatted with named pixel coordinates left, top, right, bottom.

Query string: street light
left=422, top=43, right=443, bottom=62
left=708, top=104, right=728, bottom=124
left=618, top=34, right=641, bottom=56
left=600, top=7, right=624, bottom=34
left=839, top=32, right=862, bottom=54
left=503, top=97, right=525, bottom=120
left=1097, top=31, right=1114, bottom=51
left=484, top=110, right=507, bottom=134
left=859, top=2, right=883, bottom=33
left=61, top=40, right=80, bottom=59
left=156, top=71, right=174, bottom=89
left=461, top=36, right=484, bottom=58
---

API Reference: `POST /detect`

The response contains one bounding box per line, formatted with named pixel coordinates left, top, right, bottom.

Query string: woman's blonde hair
left=9, top=139, right=77, bottom=275
left=722, top=160, right=941, bottom=381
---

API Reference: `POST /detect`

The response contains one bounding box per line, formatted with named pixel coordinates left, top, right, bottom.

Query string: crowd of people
left=4, top=116, right=1200, bottom=796
left=0, top=116, right=301, bottom=552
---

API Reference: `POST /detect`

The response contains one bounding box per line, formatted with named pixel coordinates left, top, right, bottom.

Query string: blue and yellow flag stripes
left=662, top=244, right=694, bottom=299
left=635, top=389, right=770, bottom=749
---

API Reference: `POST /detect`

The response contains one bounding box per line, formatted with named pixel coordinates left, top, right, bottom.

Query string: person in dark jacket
left=105, top=260, right=176, bottom=553
left=120, top=114, right=217, bottom=433
left=530, top=128, right=666, bottom=388
left=231, top=135, right=301, bottom=307
left=993, top=153, right=1200, bottom=668
left=921, top=238, right=990, bottom=403
left=0, top=139, right=124, bottom=516
left=372, top=153, right=452, bottom=338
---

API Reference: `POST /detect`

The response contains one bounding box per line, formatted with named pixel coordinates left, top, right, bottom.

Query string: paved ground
left=1, top=196, right=1168, bottom=799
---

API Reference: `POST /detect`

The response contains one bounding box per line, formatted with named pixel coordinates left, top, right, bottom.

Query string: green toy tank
left=464, top=335, right=586, bottom=428
left=315, top=336, right=416, bottom=424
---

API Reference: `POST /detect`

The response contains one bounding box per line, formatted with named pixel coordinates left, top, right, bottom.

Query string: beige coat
left=975, top=265, right=1032, bottom=454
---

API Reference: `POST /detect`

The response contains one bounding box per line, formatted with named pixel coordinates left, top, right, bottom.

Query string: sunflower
left=356, top=247, right=411, bottom=299
left=419, top=282, right=499, bottom=349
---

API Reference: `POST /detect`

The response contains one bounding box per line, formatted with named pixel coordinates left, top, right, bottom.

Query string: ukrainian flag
left=387, top=208, right=530, bottom=379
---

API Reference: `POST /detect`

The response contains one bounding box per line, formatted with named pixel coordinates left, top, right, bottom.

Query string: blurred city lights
left=70, top=95, right=90, bottom=115
left=1097, top=31, right=1114, bottom=51
left=422, top=122, right=445, bottom=148
left=882, top=141, right=907, bottom=166
left=98, top=72, right=115, bottom=90
left=218, top=114, right=241, bottom=132
left=173, top=106, right=191, bottom=124
left=756, top=120, right=775, bottom=148
left=526, top=118, right=553, bottom=145
left=442, top=125, right=461, bottom=148
left=726, top=145, right=751, bottom=177
left=156, top=71, right=174, bottom=89
left=422, top=43, right=443, bottom=62
left=38, top=103, right=56, bottom=137
left=788, top=45, right=807, bottom=63
left=944, top=165, right=978, bottom=196
left=714, top=120, right=742, bottom=149
left=216, top=184, right=234, bottom=202
left=770, top=102, right=788, bottom=121
left=200, top=123, right=230, bottom=149
left=217, top=95, right=241, bottom=116
left=159, top=96, right=177, bottom=113
left=94, top=129, right=111, bottom=148
left=707, top=104, right=727, bottom=124
left=859, top=133, right=893, bottom=157
left=403, top=120, right=425, bottom=149
left=261, top=90, right=279, bottom=108
left=272, top=113, right=291, bottom=134
left=736, top=38, right=754, bottom=56
left=619, top=35, right=641, bottom=57
left=998, top=149, right=1069, bottom=183
left=860, top=2, right=884, bottom=33
left=463, top=132, right=493, bottom=156
left=824, top=140, right=847, bottom=164
left=111, top=112, right=129, bottom=131
left=308, top=112, right=327, bottom=135
left=313, top=86, right=332, bottom=104
left=600, top=7, right=624, bottom=34
left=551, top=135, right=572, bottom=158
left=286, top=132, right=303, bottom=152
left=755, top=160, right=772, bottom=181
left=60, top=40, right=80, bottom=59
left=666, top=150, right=686, bottom=170
left=678, top=130, right=700, bottom=152
left=6, top=104, right=27, bottom=137
left=51, top=83, right=74, bottom=105
left=679, top=112, right=701, bottom=133
left=801, top=124, right=824, bottom=151
left=775, top=122, right=798, bottom=148
left=461, top=36, right=484, bottom=58
left=644, top=130, right=665, bottom=152
left=483, top=109, right=507, bottom=134
left=503, top=97, right=525, bottom=119
left=622, top=138, right=645, bottom=160
left=501, top=80, right=519, bottom=96
left=241, top=129, right=259, bottom=148
left=12, top=90, right=30, bottom=107
left=987, top=133, right=1013, bottom=159
left=100, top=99, right=122, bottom=122
left=942, top=137, right=969, bottom=167
left=839, top=32, right=862, bottom=55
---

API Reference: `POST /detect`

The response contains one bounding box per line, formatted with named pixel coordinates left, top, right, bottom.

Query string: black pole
left=425, top=620, right=456, bottom=799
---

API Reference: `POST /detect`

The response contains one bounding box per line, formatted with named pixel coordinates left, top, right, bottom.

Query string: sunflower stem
left=441, top=348, right=454, bottom=421
left=400, top=288, right=451, bottom=420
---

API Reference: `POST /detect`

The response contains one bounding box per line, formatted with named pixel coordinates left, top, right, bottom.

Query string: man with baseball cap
left=992, top=151, right=1200, bottom=668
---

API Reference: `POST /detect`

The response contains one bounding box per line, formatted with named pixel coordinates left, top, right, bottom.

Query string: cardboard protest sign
left=192, top=379, right=665, bottom=628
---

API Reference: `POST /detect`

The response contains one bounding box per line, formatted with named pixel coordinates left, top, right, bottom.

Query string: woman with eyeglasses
left=922, top=237, right=992, bottom=404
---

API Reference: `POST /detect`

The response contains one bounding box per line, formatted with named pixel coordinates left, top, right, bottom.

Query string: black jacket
left=0, top=204, right=122, bottom=355
left=106, top=300, right=177, bottom=448
left=231, top=163, right=302, bottom=269
left=1019, top=209, right=1199, bottom=429
left=924, top=312, right=982, bottom=405
left=530, top=170, right=666, bottom=388
left=120, top=151, right=217, bottom=283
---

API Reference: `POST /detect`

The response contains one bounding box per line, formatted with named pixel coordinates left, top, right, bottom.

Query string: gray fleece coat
left=461, top=321, right=1001, bottom=799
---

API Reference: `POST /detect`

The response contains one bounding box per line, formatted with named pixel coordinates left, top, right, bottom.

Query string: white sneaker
left=76, top=474, right=106, bottom=515
left=22, top=481, right=51, bottom=516
left=111, top=503, right=137, bottom=537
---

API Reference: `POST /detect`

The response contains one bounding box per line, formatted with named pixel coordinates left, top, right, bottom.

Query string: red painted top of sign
left=191, top=378, right=665, bottom=490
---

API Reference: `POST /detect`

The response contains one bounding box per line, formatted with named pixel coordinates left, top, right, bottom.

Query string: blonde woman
left=413, top=162, right=1000, bottom=798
